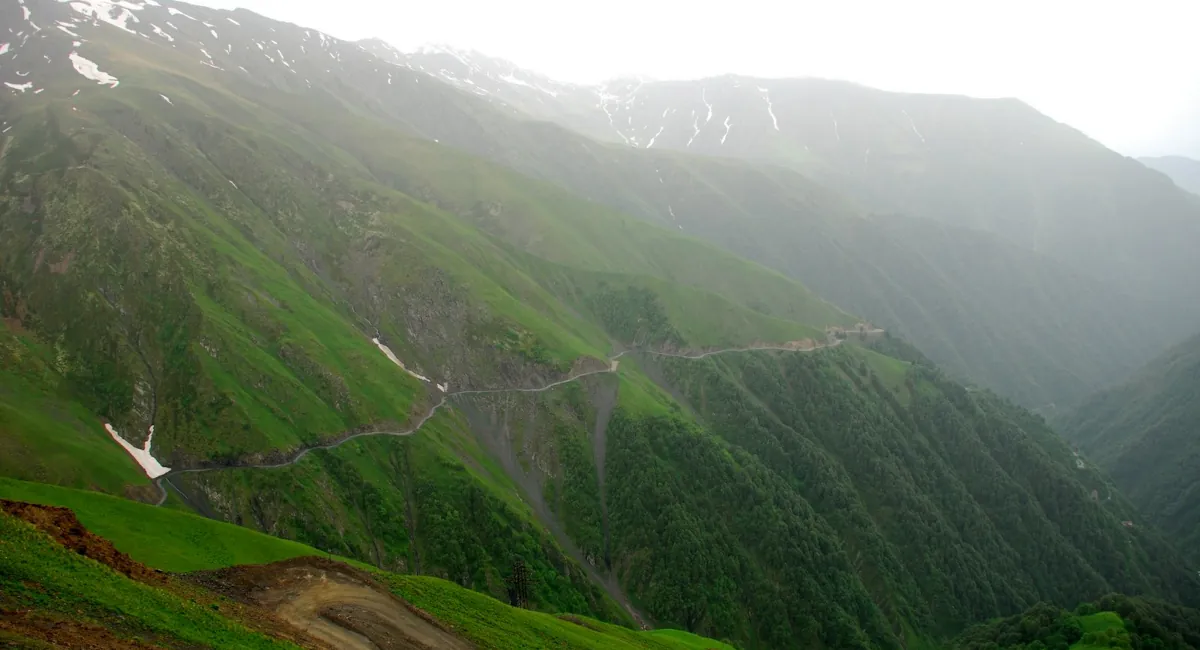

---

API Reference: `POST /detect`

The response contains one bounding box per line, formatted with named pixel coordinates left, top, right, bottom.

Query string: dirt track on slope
left=187, top=557, right=473, bottom=650
left=152, top=332, right=883, bottom=499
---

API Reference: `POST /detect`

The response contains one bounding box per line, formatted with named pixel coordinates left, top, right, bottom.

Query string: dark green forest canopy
left=952, top=595, right=1200, bottom=650
left=1057, top=331, right=1200, bottom=565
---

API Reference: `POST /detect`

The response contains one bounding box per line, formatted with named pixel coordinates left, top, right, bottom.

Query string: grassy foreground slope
left=0, top=488, right=735, bottom=650
left=0, top=477, right=318, bottom=571
left=0, top=510, right=298, bottom=649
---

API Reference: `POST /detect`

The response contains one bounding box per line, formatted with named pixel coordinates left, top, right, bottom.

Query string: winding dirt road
left=188, top=557, right=472, bottom=650
left=153, top=335, right=880, bottom=505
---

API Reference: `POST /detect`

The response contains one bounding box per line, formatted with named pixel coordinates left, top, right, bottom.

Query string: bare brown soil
left=187, top=557, right=473, bottom=650
left=0, top=611, right=165, bottom=649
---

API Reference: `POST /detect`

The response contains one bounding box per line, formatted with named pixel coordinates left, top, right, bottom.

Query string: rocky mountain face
left=3, top=2, right=1200, bottom=649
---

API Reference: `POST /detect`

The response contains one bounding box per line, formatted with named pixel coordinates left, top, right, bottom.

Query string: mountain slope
left=1057, top=331, right=1200, bottom=562
left=356, top=43, right=1193, bottom=408
left=0, top=505, right=300, bottom=649
left=385, top=50, right=1200, bottom=307
left=1139, top=155, right=1200, bottom=196
left=0, top=481, right=736, bottom=650
left=2, top=2, right=1199, bottom=649
left=8, top=3, right=1172, bottom=410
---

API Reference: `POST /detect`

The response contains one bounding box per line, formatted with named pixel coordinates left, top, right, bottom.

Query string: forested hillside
left=1058, top=332, right=1200, bottom=563
left=1, top=1, right=1199, bottom=649
left=953, top=595, right=1200, bottom=650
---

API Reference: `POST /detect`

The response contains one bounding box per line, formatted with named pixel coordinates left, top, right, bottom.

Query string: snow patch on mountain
left=105, top=423, right=170, bottom=479
left=721, top=115, right=732, bottom=144
left=5, top=81, right=33, bottom=92
left=902, top=109, right=926, bottom=143
left=56, top=22, right=81, bottom=38
left=149, top=23, right=172, bottom=41
left=499, top=71, right=532, bottom=88
left=416, top=42, right=475, bottom=70
left=372, top=337, right=431, bottom=382
left=69, top=52, right=119, bottom=86
left=758, top=86, right=779, bottom=131
left=647, top=125, right=664, bottom=148
left=68, top=0, right=142, bottom=34
left=687, top=114, right=701, bottom=147
left=702, top=88, right=713, bottom=122
left=167, top=6, right=196, bottom=20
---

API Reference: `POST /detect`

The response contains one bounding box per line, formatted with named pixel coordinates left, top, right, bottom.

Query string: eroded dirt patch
left=0, top=500, right=164, bottom=585
left=187, top=557, right=473, bottom=650
left=0, top=610, right=165, bottom=649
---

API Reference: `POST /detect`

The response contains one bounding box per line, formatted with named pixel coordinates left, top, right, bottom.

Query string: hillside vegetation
left=1057, top=332, right=1200, bottom=562
left=952, top=595, right=1200, bottom=650
left=0, top=2, right=1198, bottom=649
left=372, top=47, right=1200, bottom=408
left=0, top=509, right=299, bottom=649
left=0, top=494, right=735, bottom=650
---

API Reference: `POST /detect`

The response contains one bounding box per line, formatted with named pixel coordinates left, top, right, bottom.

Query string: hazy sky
left=193, top=0, right=1199, bottom=157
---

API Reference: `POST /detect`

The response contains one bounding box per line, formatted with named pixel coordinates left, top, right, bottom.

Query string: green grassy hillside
left=0, top=9, right=857, bottom=643
left=387, top=573, right=738, bottom=650
left=1, top=3, right=1198, bottom=649
left=0, top=497, right=735, bottom=650
left=0, top=510, right=298, bottom=649
left=0, top=477, right=319, bottom=571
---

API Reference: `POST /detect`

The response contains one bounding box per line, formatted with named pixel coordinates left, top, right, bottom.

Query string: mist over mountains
left=2, top=2, right=1199, bottom=649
